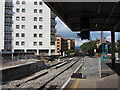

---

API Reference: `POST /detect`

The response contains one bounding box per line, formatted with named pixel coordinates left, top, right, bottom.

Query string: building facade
left=55, top=35, right=62, bottom=54
left=65, top=38, right=75, bottom=50
left=0, top=0, right=56, bottom=56
left=55, top=35, right=75, bottom=55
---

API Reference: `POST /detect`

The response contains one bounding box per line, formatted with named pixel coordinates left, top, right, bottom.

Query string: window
left=21, top=33, right=25, bottom=37
left=16, top=17, right=20, bottom=21
left=22, top=9, right=25, bottom=12
left=33, top=42, right=37, bottom=46
left=39, top=2, right=42, bottom=5
left=39, top=9, right=43, bottom=13
left=22, top=17, right=25, bottom=21
left=34, top=25, right=37, bottom=29
left=16, top=41, right=19, bottom=45
left=34, top=1, right=37, bottom=5
left=39, top=34, right=42, bottom=37
left=51, top=42, right=55, bottom=45
left=34, top=17, right=37, bottom=21
left=16, top=33, right=19, bottom=37
left=39, top=42, right=42, bottom=45
left=34, top=9, right=37, bottom=13
left=21, top=41, right=25, bottom=45
left=22, top=1, right=25, bottom=5
left=16, top=0, right=20, bottom=4
left=39, top=17, right=43, bottom=21
left=21, top=25, right=25, bottom=29
left=34, top=34, right=37, bottom=37
left=16, top=25, right=20, bottom=29
left=16, top=8, right=20, bottom=12
left=39, top=25, right=42, bottom=29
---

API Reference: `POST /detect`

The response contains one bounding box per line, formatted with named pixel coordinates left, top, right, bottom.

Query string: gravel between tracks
left=2, top=57, right=82, bottom=89
left=45, top=57, right=82, bottom=88
left=18, top=59, right=77, bottom=88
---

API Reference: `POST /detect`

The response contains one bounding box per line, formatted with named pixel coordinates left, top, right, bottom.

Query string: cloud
left=75, top=39, right=81, bottom=46
left=55, top=16, right=80, bottom=47
left=90, top=32, right=101, bottom=40
left=106, top=36, right=111, bottom=41
left=75, top=39, right=89, bottom=47
left=75, top=39, right=82, bottom=46
left=55, top=17, right=77, bottom=38
left=55, top=16, right=120, bottom=47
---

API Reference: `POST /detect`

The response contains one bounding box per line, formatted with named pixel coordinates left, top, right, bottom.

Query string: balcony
left=51, top=36, right=56, bottom=42
left=51, top=12, right=56, bottom=19
left=4, top=36, right=13, bottom=40
left=5, top=18, right=13, bottom=22
left=51, top=20, right=57, bottom=26
left=51, top=28, right=56, bottom=34
left=4, top=45, right=13, bottom=50
left=5, top=19, right=13, bottom=25
left=5, top=2, right=13, bottom=8
left=5, top=27, right=13, bottom=32
left=5, top=10, right=13, bottom=15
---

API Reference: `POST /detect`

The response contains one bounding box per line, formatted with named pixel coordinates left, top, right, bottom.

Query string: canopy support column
left=111, top=30, right=115, bottom=68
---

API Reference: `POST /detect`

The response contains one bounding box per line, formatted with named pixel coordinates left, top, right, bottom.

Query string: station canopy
left=43, top=0, right=120, bottom=32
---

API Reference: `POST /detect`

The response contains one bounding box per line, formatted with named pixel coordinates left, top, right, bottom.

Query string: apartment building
left=55, top=35, right=75, bottom=55
left=65, top=38, right=75, bottom=50
left=55, top=35, right=62, bottom=54
left=0, top=0, right=56, bottom=56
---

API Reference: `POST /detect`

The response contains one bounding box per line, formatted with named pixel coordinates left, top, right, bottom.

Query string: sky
left=55, top=17, right=120, bottom=47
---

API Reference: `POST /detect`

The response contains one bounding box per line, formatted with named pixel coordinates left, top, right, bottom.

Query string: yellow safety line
left=72, top=79, right=80, bottom=90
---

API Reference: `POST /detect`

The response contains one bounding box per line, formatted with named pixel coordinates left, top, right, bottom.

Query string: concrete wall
left=0, top=60, right=46, bottom=82
left=0, top=0, right=4, bottom=50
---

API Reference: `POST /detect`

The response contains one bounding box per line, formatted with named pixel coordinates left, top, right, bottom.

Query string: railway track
left=2, top=57, right=83, bottom=89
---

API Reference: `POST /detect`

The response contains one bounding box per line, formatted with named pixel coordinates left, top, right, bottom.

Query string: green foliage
left=80, top=41, right=96, bottom=53
left=66, top=49, right=75, bottom=54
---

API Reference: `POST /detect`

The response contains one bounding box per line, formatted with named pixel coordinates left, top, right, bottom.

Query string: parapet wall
left=0, top=60, right=45, bottom=83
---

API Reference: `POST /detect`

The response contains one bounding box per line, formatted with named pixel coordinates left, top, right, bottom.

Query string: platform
left=63, top=57, right=120, bottom=89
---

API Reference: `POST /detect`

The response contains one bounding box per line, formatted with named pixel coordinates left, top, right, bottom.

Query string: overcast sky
left=55, top=17, right=119, bottom=47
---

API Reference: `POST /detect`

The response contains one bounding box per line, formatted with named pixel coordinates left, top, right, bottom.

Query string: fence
left=1, top=55, right=38, bottom=64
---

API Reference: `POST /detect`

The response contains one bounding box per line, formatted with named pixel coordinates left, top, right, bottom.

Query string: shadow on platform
left=106, top=63, right=120, bottom=76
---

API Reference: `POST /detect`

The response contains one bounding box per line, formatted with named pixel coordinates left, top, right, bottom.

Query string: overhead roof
left=43, top=0, right=120, bottom=32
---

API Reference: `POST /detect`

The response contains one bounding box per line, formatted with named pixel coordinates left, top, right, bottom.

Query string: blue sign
left=102, top=43, right=108, bottom=62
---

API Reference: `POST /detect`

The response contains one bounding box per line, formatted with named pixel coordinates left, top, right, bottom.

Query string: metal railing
left=51, top=28, right=56, bottom=34
left=4, top=45, right=13, bottom=50
left=4, top=37, right=13, bottom=40
left=5, top=10, right=13, bottom=15
left=5, top=2, right=13, bottom=7
left=5, top=27, right=13, bottom=32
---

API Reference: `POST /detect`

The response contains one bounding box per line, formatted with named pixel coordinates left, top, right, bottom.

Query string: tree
left=66, top=49, right=75, bottom=55
left=80, top=41, right=96, bottom=53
